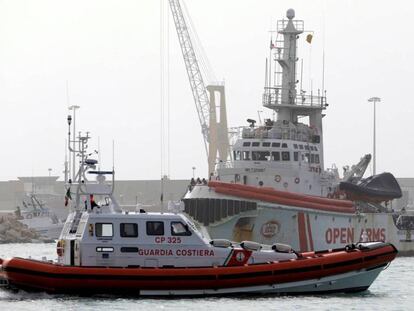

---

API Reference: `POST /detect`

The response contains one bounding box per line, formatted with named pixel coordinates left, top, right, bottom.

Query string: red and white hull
left=184, top=183, right=414, bottom=255
left=0, top=242, right=397, bottom=295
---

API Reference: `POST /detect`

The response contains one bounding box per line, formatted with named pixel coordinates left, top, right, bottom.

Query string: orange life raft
left=208, top=181, right=355, bottom=213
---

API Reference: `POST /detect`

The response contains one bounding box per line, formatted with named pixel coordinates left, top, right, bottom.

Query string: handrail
left=263, top=87, right=326, bottom=108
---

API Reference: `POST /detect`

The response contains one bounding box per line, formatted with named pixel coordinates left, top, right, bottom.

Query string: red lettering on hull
left=325, top=227, right=386, bottom=244
left=359, top=228, right=386, bottom=242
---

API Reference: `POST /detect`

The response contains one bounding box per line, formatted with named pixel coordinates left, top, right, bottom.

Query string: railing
left=262, top=87, right=327, bottom=109
left=215, top=159, right=233, bottom=170
left=277, top=19, right=304, bottom=33
left=272, top=46, right=291, bottom=61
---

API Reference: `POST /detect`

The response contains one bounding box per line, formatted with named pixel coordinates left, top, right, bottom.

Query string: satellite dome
left=286, top=8, right=295, bottom=19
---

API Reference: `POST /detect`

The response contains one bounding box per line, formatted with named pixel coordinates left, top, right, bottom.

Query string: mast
left=277, top=9, right=303, bottom=120
left=262, top=9, right=327, bottom=169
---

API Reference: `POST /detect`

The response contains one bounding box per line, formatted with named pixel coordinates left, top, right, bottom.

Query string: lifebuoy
left=275, top=175, right=281, bottom=182
left=294, top=177, right=300, bottom=184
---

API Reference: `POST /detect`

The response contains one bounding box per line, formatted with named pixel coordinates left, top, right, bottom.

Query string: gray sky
left=0, top=0, right=413, bottom=181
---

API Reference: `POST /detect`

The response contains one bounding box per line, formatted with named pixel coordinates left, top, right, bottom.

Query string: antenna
left=322, top=2, right=326, bottom=98
left=98, top=136, right=101, bottom=171
left=268, top=35, right=272, bottom=87
left=300, top=59, right=303, bottom=92
left=64, top=139, right=68, bottom=183
left=322, top=51, right=325, bottom=97
left=112, top=140, right=115, bottom=171
left=161, top=176, right=164, bottom=214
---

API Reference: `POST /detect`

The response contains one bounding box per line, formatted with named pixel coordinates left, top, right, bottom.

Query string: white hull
left=19, top=218, right=63, bottom=240
left=184, top=187, right=414, bottom=255
left=139, top=266, right=384, bottom=296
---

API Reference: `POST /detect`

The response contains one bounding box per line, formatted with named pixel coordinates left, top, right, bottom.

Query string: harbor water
left=0, top=243, right=413, bottom=311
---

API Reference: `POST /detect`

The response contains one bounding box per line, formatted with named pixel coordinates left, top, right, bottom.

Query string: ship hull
left=0, top=242, right=397, bottom=295
left=184, top=185, right=414, bottom=255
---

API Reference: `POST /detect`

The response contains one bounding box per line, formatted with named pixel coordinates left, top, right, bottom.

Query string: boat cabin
left=57, top=210, right=297, bottom=268
left=217, top=128, right=327, bottom=196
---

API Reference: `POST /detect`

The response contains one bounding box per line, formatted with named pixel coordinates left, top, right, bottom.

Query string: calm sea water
left=0, top=243, right=413, bottom=311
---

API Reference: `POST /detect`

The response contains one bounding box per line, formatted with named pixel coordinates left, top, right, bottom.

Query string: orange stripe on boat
left=306, top=214, right=314, bottom=251
left=213, top=187, right=355, bottom=214
left=298, top=212, right=308, bottom=252
left=208, top=181, right=354, bottom=208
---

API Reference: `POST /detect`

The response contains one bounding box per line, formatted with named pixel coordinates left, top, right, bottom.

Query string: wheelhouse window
left=252, top=151, right=270, bottom=161
left=293, top=144, right=298, bottom=149
left=262, top=142, right=271, bottom=147
left=299, top=145, right=304, bottom=150
left=282, top=143, right=288, bottom=148
left=271, top=151, right=280, bottom=161
left=272, top=142, right=280, bottom=148
left=95, top=223, right=113, bottom=237
left=304, top=145, right=309, bottom=150
left=171, top=222, right=192, bottom=236
left=120, top=223, right=138, bottom=238
left=282, top=151, right=290, bottom=161
left=234, top=150, right=241, bottom=161
left=252, top=142, right=260, bottom=147
left=242, top=151, right=250, bottom=160
left=243, top=142, right=251, bottom=147
left=146, top=221, right=164, bottom=236
left=294, top=151, right=299, bottom=161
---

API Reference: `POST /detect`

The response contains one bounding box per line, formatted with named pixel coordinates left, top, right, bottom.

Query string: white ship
left=17, top=193, right=64, bottom=239
left=183, top=9, right=414, bottom=255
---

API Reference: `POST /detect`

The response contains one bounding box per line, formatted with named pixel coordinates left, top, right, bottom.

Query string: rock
left=7, top=228, right=21, bottom=240
left=0, top=223, right=7, bottom=234
left=0, top=215, right=43, bottom=244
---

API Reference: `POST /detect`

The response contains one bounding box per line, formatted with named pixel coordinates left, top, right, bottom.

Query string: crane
left=168, top=0, right=229, bottom=176
left=342, top=154, right=372, bottom=182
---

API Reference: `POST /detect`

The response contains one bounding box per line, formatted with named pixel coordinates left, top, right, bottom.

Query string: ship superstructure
left=216, top=9, right=334, bottom=196
left=183, top=9, right=414, bottom=255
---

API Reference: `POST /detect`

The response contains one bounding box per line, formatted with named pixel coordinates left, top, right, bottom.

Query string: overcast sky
left=0, top=0, right=413, bottom=181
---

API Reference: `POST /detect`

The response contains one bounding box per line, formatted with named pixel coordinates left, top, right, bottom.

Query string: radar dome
left=286, top=8, right=295, bottom=19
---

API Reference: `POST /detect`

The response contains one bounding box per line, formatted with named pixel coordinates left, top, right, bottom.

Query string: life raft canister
left=57, top=239, right=65, bottom=257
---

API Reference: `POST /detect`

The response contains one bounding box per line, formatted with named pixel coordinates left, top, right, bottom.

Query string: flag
left=306, top=34, right=313, bottom=44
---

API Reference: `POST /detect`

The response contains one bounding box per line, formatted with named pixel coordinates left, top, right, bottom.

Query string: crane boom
left=168, top=0, right=211, bottom=156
